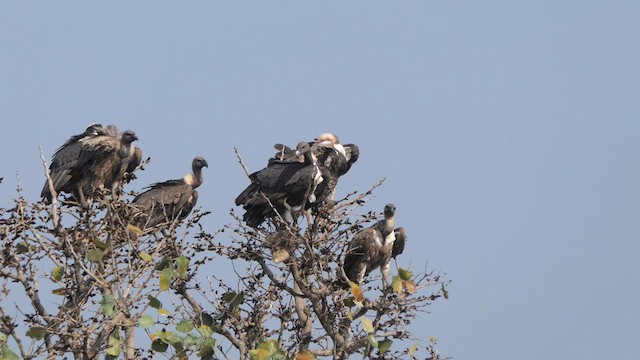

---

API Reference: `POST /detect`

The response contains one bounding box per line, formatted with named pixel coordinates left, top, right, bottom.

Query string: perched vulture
left=236, top=142, right=330, bottom=228
left=41, top=124, right=141, bottom=206
left=273, top=133, right=359, bottom=201
left=342, top=204, right=402, bottom=287
left=131, top=156, right=208, bottom=229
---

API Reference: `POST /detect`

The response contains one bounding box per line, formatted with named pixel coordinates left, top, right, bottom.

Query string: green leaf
left=0, top=344, right=20, bottom=360
left=151, top=339, right=168, bottom=352
left=200, top=312, right=214, bottom=328
left=148, top=295, right=162, bottom=309
left=159, top=268, right=172, bottom=291
left=176, top=319, right=194, bottom=333
left=222, top=292, right=244, bottom=308
left=392, top=276, right=404, bottom=294
left=197, top=337, right=216, bottom=358
left=92, top=237, right=108, bottom=250
left=258, top=339, right=278, bottom=351
left=106, top=335, right=121, bottom=356
left=101, top=294, right=116, bottom=318
left=269, top=350, right=287, bottom=360
left=16, top=242, right=30, bottom=254
left=367, top=334, right=378, bottom=348
left=138, top=315, right=154, bottom=329
left=51, top=287, right=66, bottom=296
left=197, top=325, right=213, bottom=338
left=361, top=318, right=374, bottom=333
left=378, top=339, right=393, bottom=353
left=139, top=252, right=153, bottom=262
left=50, top=267, right=63, bottom=282
left=155, top=256, right=171, bottom=271
left=86, top=248, right=104, bottom=263
left=26, top=327, right=45, bottom=340
left=398, top=267, right=413, bottom=281
left=176, top=255, right=189, bottom=279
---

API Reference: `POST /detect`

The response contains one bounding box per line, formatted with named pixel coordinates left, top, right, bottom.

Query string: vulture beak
left=203, top=160, right=209, bottom=168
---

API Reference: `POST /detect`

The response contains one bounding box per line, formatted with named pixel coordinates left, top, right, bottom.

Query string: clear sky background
left=1, top=2, right=639, bottom=359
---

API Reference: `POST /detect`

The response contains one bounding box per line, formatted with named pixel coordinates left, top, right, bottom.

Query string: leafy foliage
left=0, top=170, right=449, bottom=359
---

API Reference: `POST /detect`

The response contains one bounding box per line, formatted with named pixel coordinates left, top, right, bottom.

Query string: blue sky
left=1, top=2, right=639, bottom=359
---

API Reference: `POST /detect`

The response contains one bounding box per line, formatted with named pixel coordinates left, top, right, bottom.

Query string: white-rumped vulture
left=236, top=142, right=331, bottom=228
left=131, top=156, right=208, bottom=229
left=342, top=204, right=404, bottom=287
left=273, top=133, right=359, bottom=201
left=41, top=124, right=142, bottom=205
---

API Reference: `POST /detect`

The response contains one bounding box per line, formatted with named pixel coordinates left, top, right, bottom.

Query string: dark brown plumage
left=236, top=142, right=330, bottom=227
left=131, top=156, right=208, bottom=229
left=342, top=204, right=399, bottom=287
left=273, top=133, right=359, bottom=201
left=41, top=124, right=141, bottom=205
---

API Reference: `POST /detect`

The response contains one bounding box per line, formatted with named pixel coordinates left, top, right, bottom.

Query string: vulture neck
left=378, top=214, right=395, bottom=239
left=184, top=167, right=204, bottom=188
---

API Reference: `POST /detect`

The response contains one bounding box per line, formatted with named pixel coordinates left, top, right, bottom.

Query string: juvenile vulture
left=236, top=142, right=330, bottom=228
left=273, top=133, right=359, bottom=201
left=132, top=156, right=208, bottom=229
left=41, top=124, right=141, bottom=206
left=342, top=204, right=404, bottom=287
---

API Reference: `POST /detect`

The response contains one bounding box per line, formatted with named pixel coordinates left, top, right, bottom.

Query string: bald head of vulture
left=132, top=156, right=208, bottom=230
left=342, top=203, right=399, bottom=287
left=236, top=141, right=330, bottom=228
left=41, top=123, right=110, bottom=202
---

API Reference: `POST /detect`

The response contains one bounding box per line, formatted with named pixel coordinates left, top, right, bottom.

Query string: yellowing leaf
left=404, top=280, right=417, bottom=294
left=408, top=344, right=418, bottom=359
left=139, top=252, right=153, bottom=262
left=349, top=281, right=364, bottom=305
left=157, top=308, right=170, bottom=316
left=50, top=267, right=63, bottom=282
left=138, top=315, right=154, bottom=329
left=367, top=334, right=378, bottom=347
left=392, top=276, right=403, bottom=294
left=127, top=224, right=143, bottom=235
left=272, top=249, right=290, bottom=263
left=159, top=268, right=172, bottom=291
left=176, top=255, right=189, bottom=279
left=361, top=318, right=374, bottom=333
left=51, top=288, right=66, bottom=296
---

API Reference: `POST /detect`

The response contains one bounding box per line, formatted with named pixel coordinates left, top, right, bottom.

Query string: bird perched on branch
left=236, top=141, right=330, bottom=228
left=273, top=133, right=359, bottom=202
left=131, top=156, right=208, bottom=230
left=41, top=124, right=142, bottom=206
left=342, top=204, right=406, bottom=287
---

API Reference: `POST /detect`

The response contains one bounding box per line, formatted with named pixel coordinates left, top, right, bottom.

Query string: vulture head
left=120, top=130, right=139, bottom=146
left=186, top=156, right=208, bottom=188
left=383, top=203, right=396, bottom=218
left=315, top=133, right=340, bottom=146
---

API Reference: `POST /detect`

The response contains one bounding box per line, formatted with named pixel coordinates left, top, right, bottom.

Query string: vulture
left=236, top=142, right=331, bottom=228
left=273, top=133, right=359, bottom=201
left=342, top=204, right=406, bottom=287
left=41, top=124, right=141, bottom=206
left=131, top=156, right=208, bottom=229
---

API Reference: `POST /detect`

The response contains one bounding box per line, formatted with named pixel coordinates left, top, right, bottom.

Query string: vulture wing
left=343, top=228, right=381, bottom=284
left=392, top=227, right=407, bottom=259
left=132, top=180, right=198, bottom=229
